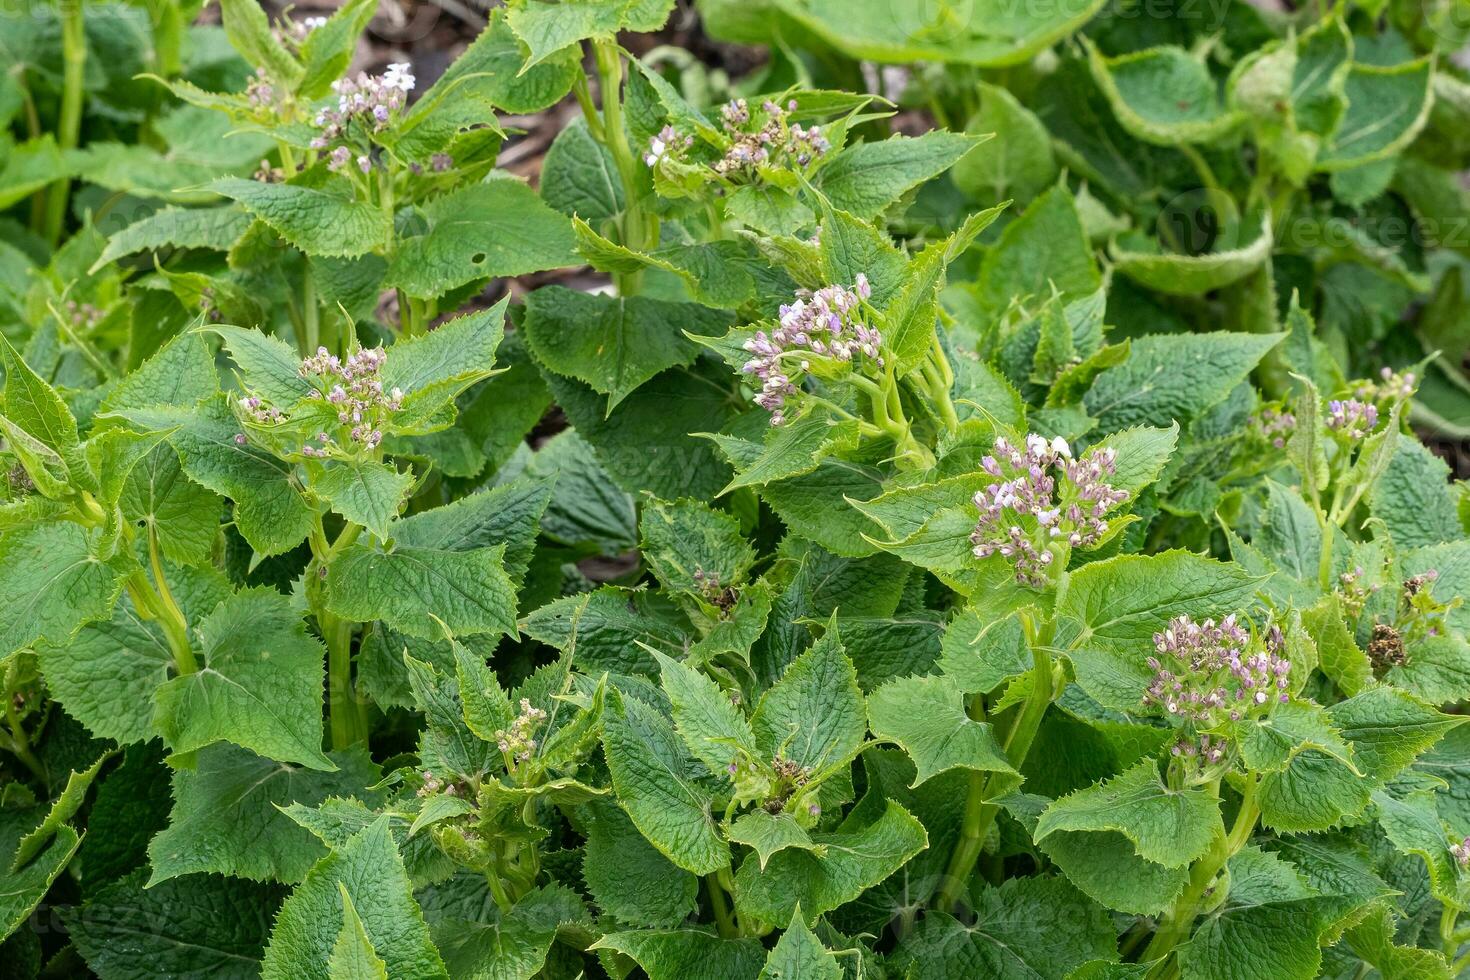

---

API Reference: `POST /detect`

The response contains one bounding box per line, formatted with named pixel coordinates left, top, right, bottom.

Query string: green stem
left=2, top=663, right=45, bottom=782
left=592, top=38, right=650, bottom=295
left=45, top=0, right=86, bottom=246
left=1440, top=905, right=1459, bottom=958
left=312, top=520, right=366, bottom=750
left=707, top=872, right=738, bottom=938
left=147, top=525, right=198, bottom=675
left=936, top=628, right=1055, bottom=912
left=1142, top=775, right=1260, bottom=971
left=302, top=273, right=320, bottom=355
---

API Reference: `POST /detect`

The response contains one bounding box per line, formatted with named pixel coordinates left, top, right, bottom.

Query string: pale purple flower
left=1144, top=616, right=1291, bottom=727
left=1326, top=399, right=1379, bottom=439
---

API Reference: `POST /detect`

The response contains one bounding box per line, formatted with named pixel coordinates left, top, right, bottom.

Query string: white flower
left=382, top=62, right=415, bottom=93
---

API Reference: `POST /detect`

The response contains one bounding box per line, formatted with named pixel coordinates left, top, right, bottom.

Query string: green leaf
left=1111, top=211, right=1273, bottom=296
left=1236, top=701, right=1357, bottom=777
left=867, top=673, right=1014, bottom=787
left=0, top=815, right=80, bottom=943
left=415, top=9, right=579, bottom=116
left=1330, top=687, right=1461, bottom=783
left=1082, top=332, right=1284, bottom=433
left=656, top=652, right=759, bottom=775
left=541, top=117, right=623, bottom=220
left=37, top=599, right=171, bottom=745
left=326, top=542, right=518, bottom=639
left=639, top=497, right=755, bottom=594
left=147, top=743, right=381, bottom=885
left=153, top=588, right=333, bottom=770
left=975, top=185, right=1099, bottom=317
left=750, top=629, right=865, bottom=775
left=1370, top=440, right=1460, bottom=549
left=1303, top=596, right=1370, bottom=697
left=1318, top=58, right=1434, bottom=170
left=386, top=178, right=578, bottom=299
left=0, top=522, right=129, bottom=656
left=99, top=331, right=220, bottom=415
left=93, top=206, right=251, bottom=270
left=754, top=0, right=1107, bottom=68
left=12, top=753, right=109, bottom=870
left=1387, top=634, right=1470, bottom=705
left=816, top=131, right=983, bottom=219
left=295, top=0, right=377, bottom=97
left=392, top=475, right=551, bottom=588
left=261, top=818, right=447, bottom=980
left=381, top=299, right=509, bottom=423
left=591, top=929, right=764, bottom=980
left=895, top=877, right=1116, bottom=978
left=1257, top=746, right=1371, bottom=832
left=1036, top=760, right=1222, bottom=869
left=582, top=799, right=698, bottom=928
left=1373, top=787, right=1470, bottom=911
left=706, top=412, right=863, bottom=494
left=1086, top=41, right=1242, bottom=145
left=210, top=178, right=389, bottom=259
left=328, top=887, right=388, bottom=980
left=65, top=870, right=282, bottom=980
left=109, top=396, right=314, bottom=556
left=733, top=800, right=927, bottom=924
left=522, top=587, right=693, bottom=675
left=953, top=83, right=1057, bottom=203
left=937, top=611, right=1030, bottom=695
left=1, top=335, right=78, bottom=455
left=725, top=811, right=825, bottom=872
left=1059, top=551, right=1262, bottom=711
left=313, top=461, right=413, bottom=541
left=429, top=884, right=586, bottom=980
left=218, top=0, right=302, bottom=85
left=403, top=654, right=497, bottom=781
left=507, top=0, right=676, bottom=67
left=759, top=912, right=840, bottom=980
left=211, top=325, right=316, bottom=406
left=603, top=690, right=729, bottom=875
left=523, top=286, right=715, bottom=411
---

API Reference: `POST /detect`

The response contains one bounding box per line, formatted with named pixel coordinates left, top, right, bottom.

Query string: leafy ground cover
left=3, top=0, right=1470, bottom=977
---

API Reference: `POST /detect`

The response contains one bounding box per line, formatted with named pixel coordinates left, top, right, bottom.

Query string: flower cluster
left=298, top=346, right=402, bottom=456
left=312, top=63, right=415, bottom=172
left=1354, top=366, right=1417, bottom=404
left=245, top=69, right=278, bottom=114
left=61, top=299, right=102, bottom=330
left=645, top=125, right=693, bottom=167
left=763, top=754, right=813, bottom=814
left=1252, top=406, right=1295, bottom=450
left=1452, top=836, right=1470, bottom=870
left=1336, top=565, right=1379, bottom=619
left=495, top=698, right=547, bottom=765
left=1144, top=616, right=1290, bottom=725
left=275, top=12, right=326, bottom=47
left=714, top=98, right=830, bottom=175
left=741, top=276, right=878, bottom=425
left=969, top=434, right=1129, bottom=588
left=645, top=98, right=831, bottom=179
left=1326, top=398, right=1379, bottom=439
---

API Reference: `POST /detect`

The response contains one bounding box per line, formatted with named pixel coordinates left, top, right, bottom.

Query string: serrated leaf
left=326, top=542, right=517, bottom=639
left=0, top=522, right=130, bottom=656
left=313, top=460, right=413, bottom=541
left=261, top=818, right=447, bottom=980
left=750, top=629, right=865, bottom=776
left=210, top=178, right=389, bottom=259
left=153, top=588, right=333, bottom=770
left=867, top=673, right=1014, bottom=787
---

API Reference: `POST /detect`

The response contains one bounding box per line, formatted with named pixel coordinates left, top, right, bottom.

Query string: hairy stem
left=592, top=38, right=650, bottom=295
left=1142, top=775, right=1260, bottom=971
left=707, top=871, right=738, bottom=938
left=2, top=662, right=45, bottom=782
left=312, top=520, right=366, bottom=749
left=937, top=628, right=1055, bottom=912
left=147, top=525, right=198, bottom=675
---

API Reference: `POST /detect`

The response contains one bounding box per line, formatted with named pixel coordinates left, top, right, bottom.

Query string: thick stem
left=147, top=526, right=198, bottom=675
left=45, top=0, right=86, bottom=246
left=937, top=632, right=1055, bottom=912
left=1440, top=906, right=1459, bottom=958
left=592, top=38, right=650, bottom=295
left=707, top=872, right=738, bottom=938
left=2, top=663, right=45, bottom=782
left=312, top=520, right=366, bottom=749
left=1142, top=775, right=1260, bottom=971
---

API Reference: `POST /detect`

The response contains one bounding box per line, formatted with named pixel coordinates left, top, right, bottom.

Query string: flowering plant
left=1, top=1, right=1469, bottom=979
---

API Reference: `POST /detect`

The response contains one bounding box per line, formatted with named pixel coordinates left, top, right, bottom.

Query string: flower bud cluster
left=969, top=434, right=1128, bottom=588
left=1354, top=366, right=1417, bottom=404
left=644, top=125, right=693, bottom=167
left=299, top=346, right=402, bottom=456
left=1336, top=565, right=1379, bottom=619
left=1170, top=733, right=1227, bottom=765
left=1252, top=406, right=1295, bottom=450
left=312, top=63, right=415, bottom=171
left=645, top=98, right=831, bottom=179
left=275, top=12, right=326, bottom=47
left=714, top=98, right=830, bottom=174
left=1144, top=617, right=1290, bottom=725
left=495, top=698, right=547, bottom=764
left=62, top=299, right=102, bottom=330
left=741, top=276, right=878, bottom=425
left=1326, top=398, right=1379, bottom=440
